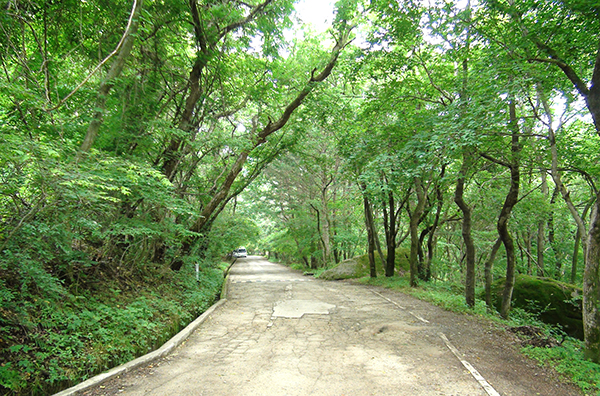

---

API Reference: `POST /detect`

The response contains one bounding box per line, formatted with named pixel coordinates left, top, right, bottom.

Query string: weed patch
left=0, top=264, right=224, bottom=395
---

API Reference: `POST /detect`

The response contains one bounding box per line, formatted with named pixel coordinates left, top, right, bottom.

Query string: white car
left=233, top=248, right=247, bottom=258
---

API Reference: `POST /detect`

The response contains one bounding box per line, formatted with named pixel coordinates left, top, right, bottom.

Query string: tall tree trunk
left=373, top=225, right=387, bottom=272
left=517, top=17, right=600, bottom=361
left=385, top=190, right=396, bottom=277
left=573, top=227, right=581, bottom=283
left=408, top=178, right=427, bottom=287
left=485, top=238, right=503, bottom=308
left=321, top=187, right=332, bottom=264
left=538, top=85, right=589, bottom=271
left=536, top=169, right=548, bottom=276
left=362, top=190, right=377, bottom=278
left=573, top=202, right=593, bottom=283
left=78, top=0, right=143, bottom=155
left=455, top=8, right=475, bottom=304
left=311, top=204, right=327, bottom=265
left=585, top=194, right=600, bottom=362
left=455, top=151, right=476, bottom=307
left=525, top=231, right=533, bottom=275
left=498, top=100, right=521, bottom=319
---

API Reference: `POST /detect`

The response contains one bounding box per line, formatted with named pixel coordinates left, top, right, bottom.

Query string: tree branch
left=45, top=0, right=141, bottom=112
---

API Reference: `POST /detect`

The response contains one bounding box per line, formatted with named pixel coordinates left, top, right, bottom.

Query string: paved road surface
left=84, top=256, right=581, bottom=396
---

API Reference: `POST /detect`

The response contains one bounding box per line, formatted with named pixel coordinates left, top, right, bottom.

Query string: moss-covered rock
left=489, top=274, right=583, bottom=339
left=319, top=249, right=410, bottom=281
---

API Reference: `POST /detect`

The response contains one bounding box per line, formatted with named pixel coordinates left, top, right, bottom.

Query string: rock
left=489, top=275, right=583, bottom=339
left=319, top=258, right=362, bottom=280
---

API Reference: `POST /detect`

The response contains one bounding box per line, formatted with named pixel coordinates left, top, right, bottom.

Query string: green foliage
left=360, top=276, right=489, bottom=316
left=1, top=0, right=599, bottom=392
left=523, top=338, right=600, bottom=395
left=0, top=264, right=223, bottom=395
left=208, top=213, right=261, bottom=258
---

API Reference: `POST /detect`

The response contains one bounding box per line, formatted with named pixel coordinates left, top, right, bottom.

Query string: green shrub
left=0, top=264, right=223, bottom=395
left=523, top=338, right=600, bottom=395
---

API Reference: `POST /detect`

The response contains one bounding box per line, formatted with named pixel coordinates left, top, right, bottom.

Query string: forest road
left=86, top=257, right=582, bottom=396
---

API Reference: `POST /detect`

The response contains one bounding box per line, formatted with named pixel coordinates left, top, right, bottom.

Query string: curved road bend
left=88, top=256, right=581, bottom=396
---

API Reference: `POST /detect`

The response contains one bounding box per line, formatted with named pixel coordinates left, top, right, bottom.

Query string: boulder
left=490, top=274, right=583, bottom=339
left=319, top=258, right=363, bottom=280
left=319, top=248, right=410, bottom=281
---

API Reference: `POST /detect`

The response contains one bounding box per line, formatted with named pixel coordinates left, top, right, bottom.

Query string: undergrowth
left=0, top=263, right=225, bottom=395
left=355, top=275, right=600, bottom=396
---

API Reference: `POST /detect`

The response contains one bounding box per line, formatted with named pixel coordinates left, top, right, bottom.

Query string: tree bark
left=321, top=183, right=332, bottom=264
left=573, top=227, right=581, bottom=283
left=508, top=6, right=600, bottom=360
left=485, top=238, right=503, bottom=308
left=384, top=189, right=396, bottom=277
left=455, top=10, right=475, bottom=304
left=373, top=224, right=387, bottom=272
left=498, top=100, right=521, bottom=319
left=572, top=202, right=593, bottom=284
left=455, top=151, right=476, bottom=307
left=362, top=188, right=377, bottom=278
left=172, top=29, right=351, bottom=267
left=585, top=194, right=600, bottom=362
left=78, top=0, right=143, bottom=155
left=536, top=169, right=548, bottom=276
left=408, top=178, right=427, bottom=287
left=161, top=0, right=276, bottom=181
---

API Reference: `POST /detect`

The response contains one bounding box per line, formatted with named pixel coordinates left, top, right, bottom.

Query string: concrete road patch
left=271, top=299, right=336, bottom=318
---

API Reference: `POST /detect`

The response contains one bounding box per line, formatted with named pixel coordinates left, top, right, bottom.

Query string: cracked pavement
left=84, top=257, right=582, bottom=396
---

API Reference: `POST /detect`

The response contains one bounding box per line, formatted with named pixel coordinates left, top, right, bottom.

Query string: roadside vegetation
left=0, top=263, right=225, bottom=395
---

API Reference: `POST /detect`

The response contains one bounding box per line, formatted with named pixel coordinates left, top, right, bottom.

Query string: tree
left=482, top=0, right=600, bottom=361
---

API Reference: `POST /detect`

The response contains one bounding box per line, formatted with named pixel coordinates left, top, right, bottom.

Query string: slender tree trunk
left=455, top=151, right=476, bottom=307
left=537, top=169, right=548, bottom=276
left=511, top=9, right=600, bottom=360
left=362, top=190, right=377, bottom=278
left=525, top=231, right=533, bottom=275
left=385, top=190, right=396, bottom=277
left=78, top=0, right=143, bottom=155
left=485, top=238, right=502, bottom=308
left=539, top=85, right=589, bottom=269
left=573, top=227, right=581, bottom=283
left=311, top=204, right=327, bottom=265
left=455, top=9, right=475, bottom=304
left=321, top=188, right=332, bottom=264
left=498, top=100, right=521, bottom=319
left=572, top=202, right=593, bottom=283
left=409, top=178, right=427, bottom=287
left=373, top=226, right=386, bottom=272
